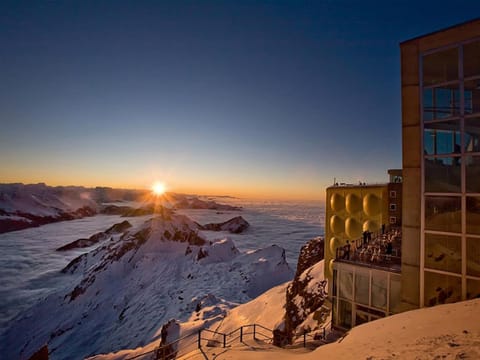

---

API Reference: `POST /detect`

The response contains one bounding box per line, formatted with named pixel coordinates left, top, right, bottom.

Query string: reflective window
left=465, top=117, right=480, bottom=153
left=423, top=87, right=460, bottom=120
left=467, top=279, right=480, bottom=300
left=371, top=272, right=387, bottom=310
left=389, top=274, right=402, bottom=313
left=425, top=196, right=461, bottom=233
left=424, top=157, right=461, bottom=193
left=464, top=40, right=480, bottom=78
left=355, top=272, right=369, bottom=306
left=464, top=80, right=480, bottom=115
left=339, top=270, right=353, bottom=300
left=424, top=271, right=462, bottom=306
left=467, top=237, right=480, bottom=277
left=466, top=156, right=480, bottom=193
left=423, top=47, right=458, bottom=86
left=467, top=197, right=480, bottom=235
left=424, top=120, right=461, bottom=154
left=338, top=300, right=352, bottom=328
left=425, top=233, right=461, bottom=274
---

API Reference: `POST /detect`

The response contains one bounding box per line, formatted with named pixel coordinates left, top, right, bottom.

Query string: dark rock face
left=275, top=237, right=327, bottom=346
left=201, top=216, right=250, bottom=234
left=56, top=220, right=132, bottom=251
left=27, top=344, right=48, bottom=360
left=100, top=205, right=173, bottom=218
left=294, top=236, right=324, bottom=278
left=156, top=319, right=180, bottom=360
left=174, top=197, right=241, bottom=211
left=0, top=206, right=97, bottom=234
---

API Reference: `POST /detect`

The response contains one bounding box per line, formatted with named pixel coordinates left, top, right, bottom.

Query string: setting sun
left=152, top=182, right=166, bottom=196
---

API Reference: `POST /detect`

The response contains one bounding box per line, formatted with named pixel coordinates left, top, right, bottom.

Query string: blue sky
left=1, top=1, right=479, bottom=199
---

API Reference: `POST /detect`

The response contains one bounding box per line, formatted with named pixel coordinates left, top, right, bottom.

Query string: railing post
left=240, top=326, right=243, bottom=342
left=198, top=329, right=202, bottom=349
left=303, top=331, right=306, bottom=347
left=223, top=333, right=226, bottom=348
left=253, top=324, right=256, bottom=340
left=323, top=326, right=326, bottom=339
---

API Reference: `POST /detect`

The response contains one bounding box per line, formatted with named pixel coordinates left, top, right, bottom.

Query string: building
left=328, top=18, right=480, bottom=330
left=400, top=18, right=480, bottom=310
left=325, top=173, right=403, bottom=329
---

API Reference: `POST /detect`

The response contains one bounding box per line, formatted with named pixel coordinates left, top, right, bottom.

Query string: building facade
left=400, top=19, right=480, bottom=309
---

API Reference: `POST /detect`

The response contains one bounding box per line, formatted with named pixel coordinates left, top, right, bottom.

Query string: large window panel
left=425, top=196, right=461, bottom=233
left=389, top=274, right=402, bottom=313
left=466, top=156, right=480, bottom=193
left=424, top=120, right=461, bottom=154
left=423, top=47, right=458, bottom=86
left=467, top=237, right=480, bottom=277
left=424, top=271, right=462, bottom=306
left=465, top=117, right=480, bottom=153
left=423, top=86, right=460, bottom=121
left=467, top=197, right=480, bottom=235
left=464, top=80, right=480, bottom=115
left=464, top=40, right=480, bottom=79
left=339, top=270, right=353, bottom=300
left=338, top=300, right=352, bottom=329
left=355, top=271, right=370, bottom=306
left=371, top=272, right=387, bottom=310
left=425, top=233, right=461, bottom=274
left=424, top=157, right=461, bottom=193
left=467, top=279, right=480, bottom=300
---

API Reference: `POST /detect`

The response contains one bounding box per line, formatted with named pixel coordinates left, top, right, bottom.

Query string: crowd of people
left=338, top=227, right=402, bottom=267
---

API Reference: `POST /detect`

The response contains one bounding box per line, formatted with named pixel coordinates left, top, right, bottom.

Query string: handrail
left=124, top=321, right=331, bottom=359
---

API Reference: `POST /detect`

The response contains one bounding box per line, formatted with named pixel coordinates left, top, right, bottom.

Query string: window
left=423, top=47, right=458, bottom=86
left=389, top=216, right=397, bottom=224
left=425, top=196, right=461, bottom=233
left=389, top=203, right=397, bottom=211
left=389, top=190, right=396, bottom=198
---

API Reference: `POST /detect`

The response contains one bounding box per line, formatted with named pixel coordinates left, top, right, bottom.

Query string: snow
left=1, top=214, right=294, bottom=360
left=186, top=299, right=480, bottom=360
left=0, top=183, right=97, bottom=216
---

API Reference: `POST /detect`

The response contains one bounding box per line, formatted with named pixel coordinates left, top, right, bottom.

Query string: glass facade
left=422, top=38, right=480, bottom=306
left=331, top=263, right=400, bottom=329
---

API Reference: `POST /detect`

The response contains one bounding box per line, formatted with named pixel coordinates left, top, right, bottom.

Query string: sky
left=1, top=1, right=479, bottom=200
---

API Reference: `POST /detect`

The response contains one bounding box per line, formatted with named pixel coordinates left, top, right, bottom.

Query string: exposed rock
left=100, top=205, right=173, bottom=218
left=174, top=197, right=241, bottom=211
left=56, top=220, right=132, bottom=251
left=200, top=216, right=250, bottom=234
left=278, top=237, right=328, bottom=345
left=156, top=319, right=180, bottom=360
left=0, top=206, right=97, bottom=234
left=294, top=236, right=324, bottom=278
left=27, top=344, right=48, bottom=360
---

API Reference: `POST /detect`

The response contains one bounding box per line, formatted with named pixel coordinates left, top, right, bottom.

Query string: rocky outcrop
left=274, top=237, right=328, bottom=346
left=200, top=216, right=250, bottom=233
left=0, top=206, right=97, bottom=234
left=294, top=236, right=324, bottom=278
left=174, top=197, right=241, bottom=211
left=156, top=319, right=180, bottom=360
left=56, top=220, right=132, bottom=251
left=2, top=213, right=293, bottom=360
left=100, top=205, right=174, bottom=218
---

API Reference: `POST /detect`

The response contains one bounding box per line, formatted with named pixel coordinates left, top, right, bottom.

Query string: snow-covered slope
left=206, top=298, right=480, bottom=360
left=0, top=183, right=98, bottom=232
left=1, top=213, right=293, bottom=360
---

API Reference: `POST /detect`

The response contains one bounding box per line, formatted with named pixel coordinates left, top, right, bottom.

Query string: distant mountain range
left=0, top=183, right=240, bottom=233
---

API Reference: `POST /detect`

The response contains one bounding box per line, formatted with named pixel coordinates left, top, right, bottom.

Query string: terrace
left=335, top=227, right=402, bottom=273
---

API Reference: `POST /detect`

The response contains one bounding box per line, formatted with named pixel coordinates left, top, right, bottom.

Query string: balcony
left=335, top=228, right=402, bottom=273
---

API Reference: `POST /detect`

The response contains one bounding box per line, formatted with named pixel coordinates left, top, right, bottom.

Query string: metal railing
left=123, top=321, right=332, bottom=360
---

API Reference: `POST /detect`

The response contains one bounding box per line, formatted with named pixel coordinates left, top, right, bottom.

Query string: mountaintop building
left=327, top=18, right=480, bottom=330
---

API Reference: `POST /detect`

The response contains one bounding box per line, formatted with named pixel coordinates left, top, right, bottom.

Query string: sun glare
left=152, top=182, right=166, bottom=196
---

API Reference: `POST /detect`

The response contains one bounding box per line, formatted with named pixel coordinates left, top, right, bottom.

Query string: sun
left=151, top=182, right=166, bottom=196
